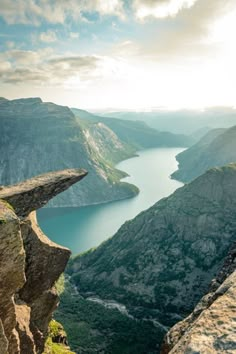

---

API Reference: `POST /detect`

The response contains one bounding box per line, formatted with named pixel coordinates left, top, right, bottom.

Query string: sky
left=0, top=0, right=236, bottom=110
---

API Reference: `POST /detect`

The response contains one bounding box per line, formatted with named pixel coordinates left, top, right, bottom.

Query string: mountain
left=0, top=97, right=138, bottom=207
left=98, top=107, right=236, bottom=135
left=172, top=126, right=236, bottom=183
left=72, top=108, right=194, bottom=148
left=59, top=164, right=236, bottom=353
left=0, top=169, right=86, bottom=353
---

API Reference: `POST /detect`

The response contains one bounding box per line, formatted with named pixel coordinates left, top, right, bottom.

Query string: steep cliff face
left=172, top=125, right=236, bottom=183
left=66, top=164, right=236, bottom=352
left=0, top=169, right=87, bottom=353
left=0, top=97, right=137, bottom=207
left=162, top=243, right=236, bottom=354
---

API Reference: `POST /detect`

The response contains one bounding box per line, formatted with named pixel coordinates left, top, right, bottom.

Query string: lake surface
left=37, top=148, right=184, bottom=254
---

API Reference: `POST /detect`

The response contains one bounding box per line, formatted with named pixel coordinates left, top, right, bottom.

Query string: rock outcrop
left=162, top=243, right=236, bottom=353
left=0, top=169, right=87, bottom=353
left=0, top=169, right=87, bottom=217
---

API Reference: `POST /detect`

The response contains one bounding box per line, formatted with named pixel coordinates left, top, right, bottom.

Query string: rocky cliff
left=0, top=168, right=87, bottom=353
left=65, top=164, right=236, bottom=352
left=172, top=125, right=236, bottom=183
left=162, top=242, right=236, bottom=353
left=0, top=97, right=137, bottom=207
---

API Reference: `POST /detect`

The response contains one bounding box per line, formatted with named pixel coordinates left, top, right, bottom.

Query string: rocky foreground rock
left=0, top=169, right=87, bottom=354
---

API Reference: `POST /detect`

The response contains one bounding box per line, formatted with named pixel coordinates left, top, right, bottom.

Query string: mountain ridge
left=72, top=107, right=194, bottom=148
left=172, top=125, right=236, bottom=183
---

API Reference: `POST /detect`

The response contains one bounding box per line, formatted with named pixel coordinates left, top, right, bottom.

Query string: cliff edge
left=0, top=169, right=87, bottom=354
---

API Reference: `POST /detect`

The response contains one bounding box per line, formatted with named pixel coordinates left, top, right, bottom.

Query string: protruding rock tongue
left=0, top=168, right=88, bottom=217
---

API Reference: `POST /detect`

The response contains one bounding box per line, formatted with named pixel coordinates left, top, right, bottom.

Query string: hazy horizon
left=2, top=95, right=236, bottom=113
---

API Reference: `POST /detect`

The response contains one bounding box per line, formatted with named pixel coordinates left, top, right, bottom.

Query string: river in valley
left=37, top=148, right=184, bottom=255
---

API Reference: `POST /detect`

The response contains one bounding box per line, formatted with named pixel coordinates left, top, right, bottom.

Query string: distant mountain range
left=99, top=107, right=236, bottom=135
left=172, top=125, right=236, bottom=182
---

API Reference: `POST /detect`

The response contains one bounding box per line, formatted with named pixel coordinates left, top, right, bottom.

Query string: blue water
left=37, top=148, right=184, bottom=254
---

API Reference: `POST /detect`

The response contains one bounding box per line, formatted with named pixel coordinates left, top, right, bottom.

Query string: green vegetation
left=43, top=320, right=75, bottom=354
left=55, top=279, right=164, bottom=354
left=55, top=274, right=65, bottom=295
left=44, top=339, right=74, bottom=354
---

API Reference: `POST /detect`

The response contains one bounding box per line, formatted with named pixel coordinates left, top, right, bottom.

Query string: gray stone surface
left=0, top=169, right=87, bottom=217
left=163, top=271, right=236, bottom=354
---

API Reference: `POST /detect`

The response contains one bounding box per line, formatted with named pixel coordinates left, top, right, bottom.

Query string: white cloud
left=0, top=48, right=102, bottom=86
left=129, top=0, right=236, bottom=60
left=0, top=0, right=125, bottom=25
left=0, top=60, right=11, bottom=73
left=133, top=0, right=197, bottom=20
left=3, top=48, right=52, bottom=66
left=39, top=30, right=57, bottom=43
left=70, top=32, right=79, bottom=39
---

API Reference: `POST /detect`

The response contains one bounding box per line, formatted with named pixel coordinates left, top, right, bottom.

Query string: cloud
left=4, top=49, right=50, bottom=66
left=133, top=0, right=197, bottom=20
left=5, top=41, right=15, bottom=49
left=70, top=32, right=79, bottom=39
left=1, top=68, right=47, bottom=84
left=47, top=56, right=100, bottom=74
left=0, top=0, right=125, bottom=25
left=39, top=30, right=57, bottom=43
left=133, top=0, right=236, bottom=59
left=0, top=49, right=102, bottom=86
left=0, top=60, right=11, bottom=73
